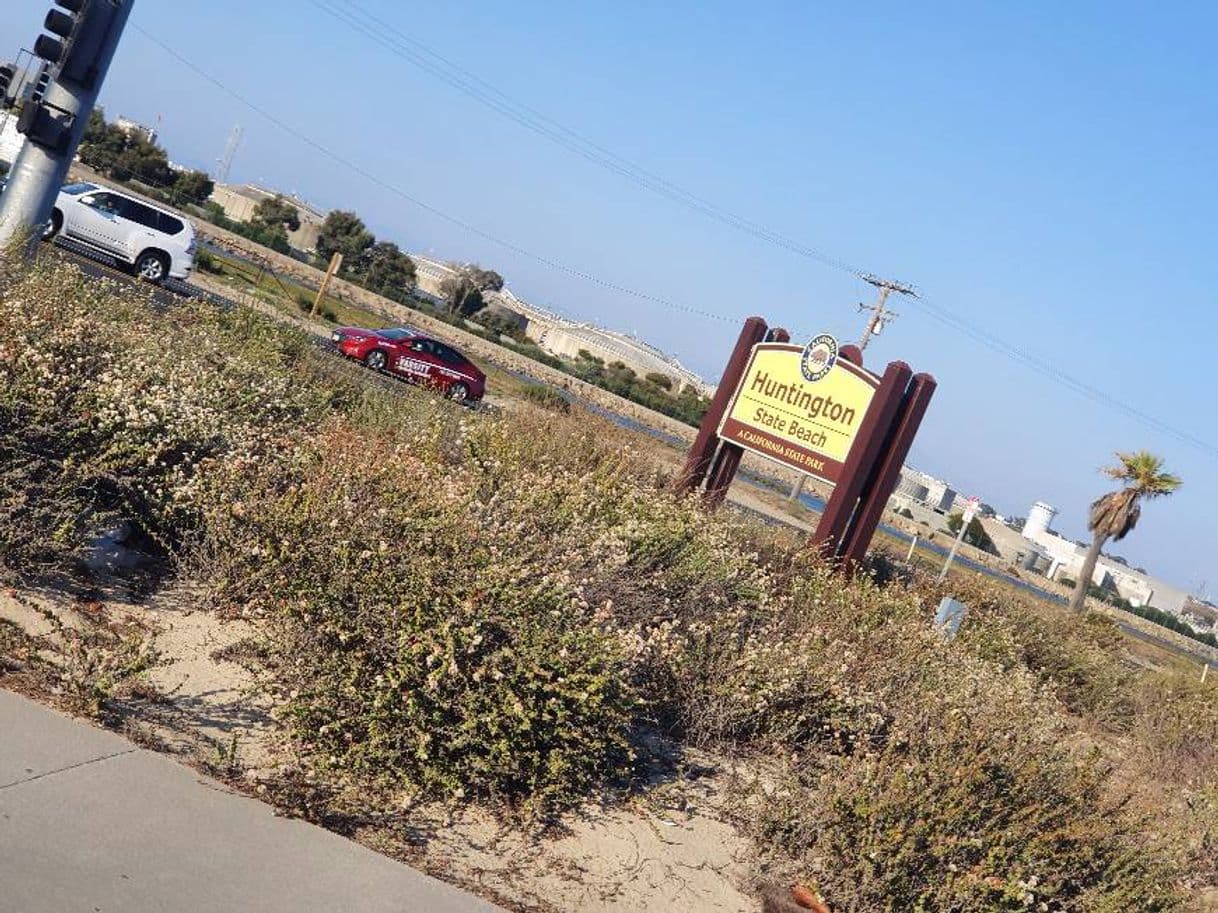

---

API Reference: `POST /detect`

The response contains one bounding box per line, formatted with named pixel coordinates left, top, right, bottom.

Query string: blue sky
left=2, top=1, right=1214, bottom=590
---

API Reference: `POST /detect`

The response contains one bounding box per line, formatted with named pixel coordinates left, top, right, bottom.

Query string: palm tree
left=1068, top=450, right=1181, bottom=613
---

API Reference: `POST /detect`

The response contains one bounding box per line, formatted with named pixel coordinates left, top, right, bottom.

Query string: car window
left=435, top=344, right=466, bottom=366
left=157, top=213, right=184, bottom=235
left=62, top=182, right=95, bottom=195
left=410, top=339, right=437, bottom=355
left=87, top=193, right=122, bottom=215
left=378, top=328, right=415, bottom=341
left=116, top=198, right=161, bottom=230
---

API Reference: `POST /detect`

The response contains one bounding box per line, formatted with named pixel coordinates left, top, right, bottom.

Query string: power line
left=132, top=25, right=1218, bottom=460
left=130, top=25, right=741, bottom=329
left=904, top=295, right=1218, bottom=458
left=307, top=3, right=1218, bottom=459
left=856, top=275, right=915, bottom=351
left=309, top=0, right=864, bottom=277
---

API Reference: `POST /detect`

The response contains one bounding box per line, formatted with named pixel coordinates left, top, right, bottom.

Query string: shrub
left=201, top=422, right=638, bottom=817
left=0, top=262, right=340, bottom=580
left=754, top=704, right=1180, bottom=912
left=3, top=258, right=1205, bottom=899
left=519, top=384, right=570, bottom=412
left=195, top=248, right=221, bottom=274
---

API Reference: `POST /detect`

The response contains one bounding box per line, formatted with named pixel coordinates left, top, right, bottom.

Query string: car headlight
left=331, top=332, right=341, bottom=342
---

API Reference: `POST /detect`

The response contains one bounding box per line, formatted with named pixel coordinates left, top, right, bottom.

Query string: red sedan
left=332, top=326, right=486, bottom=403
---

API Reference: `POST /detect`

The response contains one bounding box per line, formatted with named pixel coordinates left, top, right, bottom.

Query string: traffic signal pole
left=0, top=0, right=135, bottom=253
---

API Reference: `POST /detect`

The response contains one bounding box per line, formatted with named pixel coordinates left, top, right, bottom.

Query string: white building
left=115, top=116, right=158, bottom=145
left=1024, top=501, right=1058, bottom=541
left=0, top=112, right=24, bottom=166
left=896, top=468, right=958, bottom=513
left=208, top=183, right=327, bottom=255
left=1020, top=500, right=1189, bottom=614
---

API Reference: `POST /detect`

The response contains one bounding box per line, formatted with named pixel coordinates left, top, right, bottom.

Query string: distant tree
left=439, top=274, right=484, bottom=317
left=316, top=210, right=374, bottom=266
left=80, top=108, right=109, bottom=148
left=453, top=263, right=504, bottom=292
left=645, top=371, right=674, bottom=390
left=75, top=109, right=172, bottom=189
left=607, top=361, right=636, bottom=382
left=77, top=110, right=126, bottom=172
left=946, top=512, right=997, bottom=554
left=112, top=137, right=172, bottom=187
left=353, top=241, right=416, bottom=301
left=251, top=195, right=301, bottom=233
left=577, top=349, right=605, bottom=366
left=172, top=169, right=214, bottom=207
left=1068, top=451, right=1181, bottom=614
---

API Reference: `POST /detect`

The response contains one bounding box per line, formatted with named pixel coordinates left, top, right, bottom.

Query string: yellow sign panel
left=718, top=342, right=879, bottom=484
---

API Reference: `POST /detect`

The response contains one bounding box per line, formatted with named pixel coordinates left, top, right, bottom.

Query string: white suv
left=46, top=182, right=196, bottom=283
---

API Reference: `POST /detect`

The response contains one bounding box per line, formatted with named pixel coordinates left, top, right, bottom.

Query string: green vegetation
left=350, top=241, right=417, bottom=304
left=78, top=108, right=172, bottom=189
left=438, top=263, right=504, bottom=317
left=198, top=248, right=374, bottom=327
left=249, top=194, right=301, bottom=249
left=518, top=384, right=571, bottom=412
left=315, top=209, right=375, bottom=266
left=4, top=260, right=1217, bottom=909
left=1129, top=603, right=1218, bottom=646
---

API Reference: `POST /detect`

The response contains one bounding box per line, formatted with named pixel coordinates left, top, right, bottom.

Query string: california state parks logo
left=800, top=334, right=839, bottom=382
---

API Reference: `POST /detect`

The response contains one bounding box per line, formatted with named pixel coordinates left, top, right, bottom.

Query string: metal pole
left=906, top=534, right=919, bottom=562
left=938, top=519, right=968, bottom=582
left=787, top=475, right=806, bottom=503
left=0, top=2, right=136, bottom=252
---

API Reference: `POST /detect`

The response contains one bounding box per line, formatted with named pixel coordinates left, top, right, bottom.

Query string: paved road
left=0, top=690, right=503, bottom=913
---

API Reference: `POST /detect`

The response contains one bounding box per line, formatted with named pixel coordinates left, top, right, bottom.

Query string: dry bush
left=0, top=261, right=349, bottom=581
left=2, top=259, right=1207, bottom=902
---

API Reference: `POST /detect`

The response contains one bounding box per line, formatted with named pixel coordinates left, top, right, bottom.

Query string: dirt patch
left=139, top=585, right=276, bottom=769
left=356, top=768, right=755, bottom=913
left=2, top=582, right=760, bottom=913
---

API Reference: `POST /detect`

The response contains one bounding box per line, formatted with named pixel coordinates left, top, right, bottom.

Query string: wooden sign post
left=677, top=316, right=937, bottom=572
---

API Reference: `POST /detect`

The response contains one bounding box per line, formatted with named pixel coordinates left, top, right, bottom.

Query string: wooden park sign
left=677, top=316, right=936, bottom=571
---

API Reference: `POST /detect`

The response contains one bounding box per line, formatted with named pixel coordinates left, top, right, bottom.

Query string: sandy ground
left=1, top=582, right=759, bottom=913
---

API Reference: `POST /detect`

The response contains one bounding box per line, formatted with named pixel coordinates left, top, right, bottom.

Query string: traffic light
left=0, top=64, right=15, bottom=108
left=32, top=0, right=121, bottom=90
left=29, top=65, right=51, bottom=104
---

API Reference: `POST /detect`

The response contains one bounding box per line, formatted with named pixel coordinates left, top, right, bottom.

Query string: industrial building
left=207, top=183, right=326, bottom=257
left=894, top=467, right=958, bottom=513
left=1019, top=499, right=1191, bottom=614
left=114, top=115, right=158, bottom=145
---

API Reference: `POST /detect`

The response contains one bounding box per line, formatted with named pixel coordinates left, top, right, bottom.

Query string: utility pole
left=311, top=251, right=342, bottom=317
left=216, top=124, right=243, bottom=183
left=0, top=1, right=136, bottom=253
left=857, top=274, right=916, bottom=351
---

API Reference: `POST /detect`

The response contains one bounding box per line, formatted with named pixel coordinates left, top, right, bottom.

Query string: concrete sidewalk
left=0, top=689, right=503, bottom=913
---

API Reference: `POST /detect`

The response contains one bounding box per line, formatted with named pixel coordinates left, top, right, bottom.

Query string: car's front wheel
left=135, top=250, right=169, bottom=284
left=364, top=350, right=388, bottom=371
left=448, top=382, right=470, bottom=403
